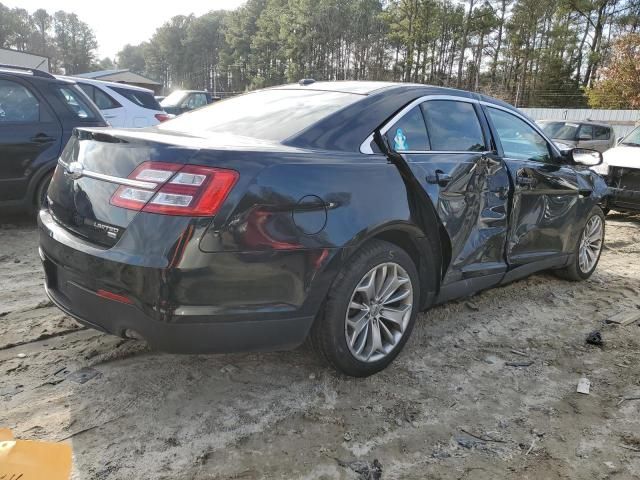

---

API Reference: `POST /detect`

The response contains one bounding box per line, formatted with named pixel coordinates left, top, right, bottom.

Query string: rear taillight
left=110, top=161, right=238, bottom=216
left=154, top=113, right=171, bottom=122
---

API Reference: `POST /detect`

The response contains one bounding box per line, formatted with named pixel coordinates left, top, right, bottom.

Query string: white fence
left=521, top=108, right=639, bottom=138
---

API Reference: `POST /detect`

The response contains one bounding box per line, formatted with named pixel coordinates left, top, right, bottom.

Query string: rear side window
left=594, top=125, right=610, bottom=140
left=52, top=85, right=98, bottom=120
left=186, top=93, right=208, bottom=109
left=110, top=87, right=161, bottom=110
left=385, top=106, right=429, bottom=151
left=0, top=79, right=40, bottom=122
left=79, top=83, right=120, bottom=110
left=421, top=100, right=485, bottom=151
left=159, top=89, right=362, bottom=141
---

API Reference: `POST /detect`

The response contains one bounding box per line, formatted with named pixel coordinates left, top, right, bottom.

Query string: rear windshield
left=158, top=89, right=362, bottom=141
left=110, top=86, right=161, bottom=111
left=540, top=121, right=579, bottom=141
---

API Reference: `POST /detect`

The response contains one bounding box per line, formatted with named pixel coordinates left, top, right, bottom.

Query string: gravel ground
left=1, top=212, right=639, bottom=480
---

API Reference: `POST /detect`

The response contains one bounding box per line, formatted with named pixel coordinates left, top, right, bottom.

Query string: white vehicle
left=58, top=76, right=169, bottom=128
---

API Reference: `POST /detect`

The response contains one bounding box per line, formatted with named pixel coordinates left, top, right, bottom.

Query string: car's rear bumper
left=38, top=209, right=339, bottom=354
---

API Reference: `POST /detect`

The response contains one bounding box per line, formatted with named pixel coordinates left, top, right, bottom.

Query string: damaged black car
left=39, top=81, right=608, bottom=376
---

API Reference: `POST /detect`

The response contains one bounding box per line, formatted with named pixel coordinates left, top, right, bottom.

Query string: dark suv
left=0, top=65, right=106, bottom=212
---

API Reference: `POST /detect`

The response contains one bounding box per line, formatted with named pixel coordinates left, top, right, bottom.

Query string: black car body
left=160, top=90, right=213, bottom=116
left=598, top=126, right=640, bottom=213
left=0, top=65, right=106, bottom=212
left=39, top=81, right=608, bottom=376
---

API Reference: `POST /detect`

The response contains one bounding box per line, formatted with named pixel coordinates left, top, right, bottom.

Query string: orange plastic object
left=0, top=430, right=71, bottom=479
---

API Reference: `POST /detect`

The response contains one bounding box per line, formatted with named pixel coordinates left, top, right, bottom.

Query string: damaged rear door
left=381, top=97, right=511, bottom=298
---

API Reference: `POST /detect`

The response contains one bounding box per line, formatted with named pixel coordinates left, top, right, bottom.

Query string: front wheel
left=556, top=206, right=605, bottom=281
left=310, top=239, right=420, bottom=377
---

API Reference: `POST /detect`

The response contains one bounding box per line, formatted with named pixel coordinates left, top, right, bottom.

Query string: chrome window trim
left=359, top=94, right=482, bottom=155
left=478, top=101, right=562, bottom=158
left=360, top=94, right=561, bottom=158
left=56, top=159, right=157, bottom=189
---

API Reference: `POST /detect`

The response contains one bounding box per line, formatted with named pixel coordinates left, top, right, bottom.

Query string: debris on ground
left=586, top=330, right=604, bottom=347
left=66, top=367, right=101, bottom=384
left=605, top=309, right=640, bottom=326
left=577, top=377, right=591, bottom=395
left=506, top=361, right=534, bottom=367
left=336, top=458, right=382, bottom=480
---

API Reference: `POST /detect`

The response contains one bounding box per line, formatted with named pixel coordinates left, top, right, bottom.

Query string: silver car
left=538, top=120, right=616, bottom=153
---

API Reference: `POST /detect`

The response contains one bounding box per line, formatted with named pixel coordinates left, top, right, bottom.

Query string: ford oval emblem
left=65, top=161, right=83, bottom=180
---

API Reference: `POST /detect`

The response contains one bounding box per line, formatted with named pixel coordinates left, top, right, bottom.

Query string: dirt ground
left=1, top=213, right=639, bottom=480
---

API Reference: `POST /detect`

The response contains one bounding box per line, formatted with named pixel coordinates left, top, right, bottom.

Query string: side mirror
left=578, top=133, right=592, bottom=141
left=571, top=148, right=603, bottom=166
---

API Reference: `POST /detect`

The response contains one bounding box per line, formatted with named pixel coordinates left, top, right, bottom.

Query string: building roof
left=76, top=69, right=161, bottom=86
left=0, top=47, right=49, bottom=72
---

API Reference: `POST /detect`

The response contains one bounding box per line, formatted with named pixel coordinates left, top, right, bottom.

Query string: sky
left=5, top=0, right=247, bottom=59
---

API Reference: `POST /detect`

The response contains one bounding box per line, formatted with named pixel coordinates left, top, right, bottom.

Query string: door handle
left=426, top=171, right=452, bottom=187
left=516, top=175, right=537, bottom=187
left=103, top=114, right=116, bottom=118
left=31, top=134, right=55, bottom=143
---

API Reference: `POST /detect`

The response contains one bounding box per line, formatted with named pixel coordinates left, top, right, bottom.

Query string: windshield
left=158, top=88, right=362, bottom=141
left=621, top=126, right=640, bottom=147
left=540, top=121, right=579, bottom=140
left=160, top=91, right=187, bottom=107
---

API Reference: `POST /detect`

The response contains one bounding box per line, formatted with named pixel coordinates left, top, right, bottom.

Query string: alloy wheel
left=344, top=262, right=414, bottom=363
left=578, top=215, right=604, bottom=273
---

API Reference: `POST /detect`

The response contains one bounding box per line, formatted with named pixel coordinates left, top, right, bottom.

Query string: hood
left=603, top=146, right=640, bottom=169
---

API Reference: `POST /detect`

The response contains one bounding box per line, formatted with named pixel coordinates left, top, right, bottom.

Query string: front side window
left=594, top=125, right=610, bottom=140
left=488, top=107, right=552, bottom=163
left=53, top=85, right=97, bottom=120
left=385, top=106, right=429, bottom=151
left=421, top=100, right=485, bottom=151
left=0, top=79, right=39, bottom=123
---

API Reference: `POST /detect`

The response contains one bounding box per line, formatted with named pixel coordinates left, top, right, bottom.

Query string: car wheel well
left=372, top=229, right=440, bottom=310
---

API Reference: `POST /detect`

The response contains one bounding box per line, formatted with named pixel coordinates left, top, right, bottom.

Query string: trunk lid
left=48, top=128, right=202, bottom=248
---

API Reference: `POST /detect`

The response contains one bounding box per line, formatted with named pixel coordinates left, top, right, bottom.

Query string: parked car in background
left=59, top=76, right=170, bottom=127
left=39, top=81, right=608, bottom=377
left=538, top=120, right=615, bottom=152
left=160, top=90, right=213, bottom=115
left=593, top=125, right=640, bottom=214
left=0, top=65, right=106, bottom=212
left=154, top=95, right=166, bottom=103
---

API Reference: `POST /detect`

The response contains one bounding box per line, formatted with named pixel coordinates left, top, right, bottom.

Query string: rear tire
left=555, top=206, right=605, bottom=281
left=310, top=239, right=420, bottom=377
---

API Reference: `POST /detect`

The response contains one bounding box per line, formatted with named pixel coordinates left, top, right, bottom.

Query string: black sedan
left=39, top=81, right=608, bottom=376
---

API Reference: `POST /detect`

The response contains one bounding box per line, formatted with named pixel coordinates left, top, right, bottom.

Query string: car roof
left=57, top=75, right=154, bottom=94
left=539, top=119, right=611, bottom=128
left=269, top=80, right=514, bottom=108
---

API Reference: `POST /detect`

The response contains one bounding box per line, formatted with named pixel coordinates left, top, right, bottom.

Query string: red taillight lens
left=110, top=162, right=238, bottom=216
left=155, top=113, right=171, bottom=122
